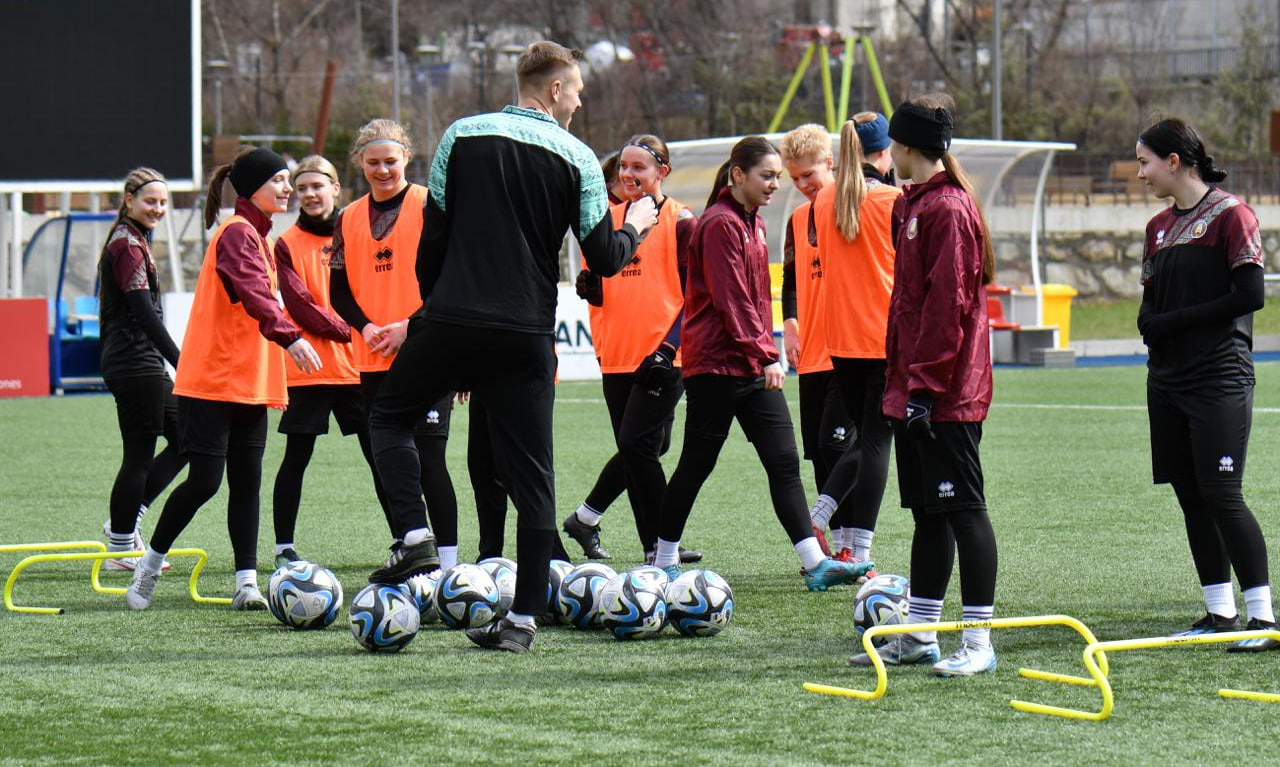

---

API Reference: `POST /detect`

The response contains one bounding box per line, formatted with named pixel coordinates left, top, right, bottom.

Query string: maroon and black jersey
left=1141, top=188, right=1263, bottom=389
left=98, top=219, right=167, bottom=380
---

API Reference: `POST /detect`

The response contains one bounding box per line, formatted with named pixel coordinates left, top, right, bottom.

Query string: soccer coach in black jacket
left=367, top=40, right=658, bottom=652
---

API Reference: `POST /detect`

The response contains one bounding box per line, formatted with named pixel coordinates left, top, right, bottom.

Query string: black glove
left=1137, top=309, right=1179, bottom=346
left=635, top=343, right=678, bottom=397
left=576, top=269, right=603, bottom=307
left=904, top=392, right=935, bottom=440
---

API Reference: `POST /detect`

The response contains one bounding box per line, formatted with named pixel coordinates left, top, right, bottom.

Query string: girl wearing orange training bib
left=126, top=147, right=321, bottom=612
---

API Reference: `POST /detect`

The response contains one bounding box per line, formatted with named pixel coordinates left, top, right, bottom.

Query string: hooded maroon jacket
left=883, top=171, right=992, bottom=422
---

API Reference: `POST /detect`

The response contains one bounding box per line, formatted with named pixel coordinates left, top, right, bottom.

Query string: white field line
left=555, top=398, right=1280, bottom=414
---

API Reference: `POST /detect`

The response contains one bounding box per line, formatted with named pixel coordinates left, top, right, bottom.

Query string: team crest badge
left=1190, top=219, right=1208, bottom=239
left=1155, top=229, right=1165, bottom=246
left=906, top=217, right=919, bottom=239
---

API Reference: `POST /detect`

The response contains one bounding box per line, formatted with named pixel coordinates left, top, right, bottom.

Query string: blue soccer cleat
left=804, top=558, right=874, bottom=592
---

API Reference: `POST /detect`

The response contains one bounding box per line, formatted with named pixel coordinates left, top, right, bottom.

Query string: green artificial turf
left=2, top=365, right=1279, bottom=765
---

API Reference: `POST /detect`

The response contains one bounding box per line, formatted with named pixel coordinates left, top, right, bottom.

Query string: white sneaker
left=101, top=521, right=170, bottom=571
left=931, top=644, right=998, bottom=677
left=849, top=633, right=941, bottom=666
left=125, top=566, right=161, bottom=610
left=231, top=584, right=268, bottom=611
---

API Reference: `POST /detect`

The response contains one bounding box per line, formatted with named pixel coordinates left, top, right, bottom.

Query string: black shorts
left=1147, top=383, right=1252, bottom=486
left=278, top=384, right=366, bottom=436
left=895, top=421, right=986, bottom=514
left=797, top=370, right=850, bottom=460
left=360, top=371, right=453, bottom=438
left=683, top=374, right=794, bottom=443
left=176, top=396, right=269, bottom=456
left=106, top=374, right=177, bottom=438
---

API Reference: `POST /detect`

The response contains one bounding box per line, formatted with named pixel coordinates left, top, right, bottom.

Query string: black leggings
left=1172, top=479, right=1270, bottom=590
left=659, top=375, right=811, bottom=545
left=819, top=357, right=892, bottom=531
left=908, top=507, right=998, bottom=605
left=109, top=432, right=186, bottom=535
left=271, top=427, right=390, bottom=546
left=150, top=449, right=263, bottom=571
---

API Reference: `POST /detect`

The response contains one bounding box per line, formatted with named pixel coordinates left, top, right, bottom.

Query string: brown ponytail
left=203, top=164, right=233, bottom=229
left=705, top=160, right=733, bottom=210
left=939, top=153, right=996, bottom=285
left=834, top=120, right=867, bottom=242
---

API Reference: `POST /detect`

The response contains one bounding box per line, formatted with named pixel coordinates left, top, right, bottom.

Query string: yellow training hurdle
left=3, top=544, right=232, bottom=614
left=803, top=615, right=1111, bottom=720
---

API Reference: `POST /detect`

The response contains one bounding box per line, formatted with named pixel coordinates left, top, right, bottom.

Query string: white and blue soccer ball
left=599, top=570, right=667, bottom=640
left=433, top=564, right=500, bottom=629
left=852, top=573, right=910, bottom=646
left=664, top=569, right=734, bottom=637
left=545, top=559, right=575, bottom=622
left=556, top=562, right=616, bottom=629
left=627, top=564, right=672, bottom=592
left=348, top=583, right=420, bottom=652
left=267, top=562, right=344, bottom=630
left=478, top=557, right=518, bottom=616
left=400, top=570, right=441, bottom=624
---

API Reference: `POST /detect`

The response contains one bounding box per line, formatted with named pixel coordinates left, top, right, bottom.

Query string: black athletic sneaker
left=562, top=514, right=611, bottom=559
left=466, top=617, right=536, bottom=653
left=1226, top=618, right=1280, bottom=653
left=274, top=548, right=303, bottom=570
left=368, top=538, right=440, bottom=584
left=678, top=546, right=703, bottom=564
left=1172, top=612, right=1240, bottom=637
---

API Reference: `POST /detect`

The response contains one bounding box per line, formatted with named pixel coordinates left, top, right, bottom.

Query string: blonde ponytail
left=834, top=120, right=867, bottom=243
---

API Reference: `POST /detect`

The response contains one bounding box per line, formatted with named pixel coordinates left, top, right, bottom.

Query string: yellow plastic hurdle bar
left=4, top=547, right=232, bottom=614
left=803, top=614, right=1111, bottom=719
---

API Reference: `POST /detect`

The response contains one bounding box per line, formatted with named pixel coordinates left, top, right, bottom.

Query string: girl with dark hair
left=97, top=168, right=187, bottom=570
left=850, top=95, right=999, bottom=676
left=563, top=134, right=701, bottom=564
left=126, top=147, right=321, bottom=611
left=805, top=116, right=901, bottom=571
left=1134, top=118, right=1276, bottom=651
left=652, top=136, right=872, bottom=590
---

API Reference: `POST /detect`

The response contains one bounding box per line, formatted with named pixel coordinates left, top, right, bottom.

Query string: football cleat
left=1226, top=618, right=1280, bottom=653
left=368, top=538, right=440, bottom=584
left=231, top=584, right=268, bottom=611
left=932, top=644, right=998, bottom=677
left=466, top=617, right=536, bottom=653
left=125, top=566, right=161, bottom=610
left=1172, top=612, right=1240, bottom=637
left=849, top=634, right=941, bottom=666
left=804, top=558, right=875, bottom=592
left=562, top=514, right=611, bottom=559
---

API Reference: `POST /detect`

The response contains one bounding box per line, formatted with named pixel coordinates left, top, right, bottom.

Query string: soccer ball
left=852, top=573, right=910, bottom=646
left=401, top=570, right=441, bottom=624
left=267, top=562, right=344, bottom=630
left=627, top=564, right=672, bottom=592
left=348, top=583, right=420, bottom=652
left=598, top=571, right=667, bottom=640
left=664, top=569, right=734, bottom=637
left=478, top=557, right=518, bottom=616
left=556, top=562, right=616, bottom=629
left=433, top=564, right=500, bottom=629
left=545, top=559, right=574, bottom=622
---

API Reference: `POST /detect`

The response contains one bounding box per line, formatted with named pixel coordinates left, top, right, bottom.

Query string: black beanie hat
left=229, top=148, right=289, bottom=198
left=888, top=102, right=954, bottom=152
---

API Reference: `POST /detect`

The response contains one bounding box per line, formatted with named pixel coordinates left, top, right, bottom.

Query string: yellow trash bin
left=1039, top=283, right=1078, bottom=348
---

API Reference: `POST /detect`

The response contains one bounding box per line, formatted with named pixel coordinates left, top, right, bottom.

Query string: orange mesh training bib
left=279, top=225, right=359, bottom=386
left=790, top=202, right=833, bottom=374
left=816, top=183, right=900, bottom=359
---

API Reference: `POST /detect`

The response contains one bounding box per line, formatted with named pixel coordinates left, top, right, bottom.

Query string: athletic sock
left=575, top=503, right=603, bottom=527
left=1243, top=584, right=1275, bottom=624
left=1202, top=582, right=1238, bottom=619
left=795, top=537, right=826, bottom=571
left=962, top=605, right=994, bottom=650
left=810, top=494, right=838, bottom=529
left=141, top=547, right=167, bottom=574
left=108, top=531, right=137, bottom=551
left=403, top=527, right=431, bottom=547
left=907, top=596, right=944, bottom=643
left=274, top=542, right=295, bottom=556
left=136, top=503, right=148, bottom=525
left=438, top=546, right=458, bottom=572
left=506, top=610, right=535, bottom=628
left=653, top=539, right=681, bottom=568
left=235, top=569, right=257, bottom=590
left=850, top=528, right=875, bottom=560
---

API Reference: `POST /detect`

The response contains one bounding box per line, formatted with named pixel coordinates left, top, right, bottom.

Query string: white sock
left=506, top=610, right=535, bottom=628
left=274, top=542, right=294, bottom=556
left=1202, top=581, right=1237, bottom=619
left=850, top=528, right=875, bottom=560
left=108, top=531, right=136, bottom=551
left=575, top=503, right=603, bottom=527
left=438, top=546, right=458, bottom=572
left=235, top=569, right=257, bottom=590
left=907, top=596, right=944, bottom=643
left=136, top=503, right=148, bottom=525
left=653, top=538, right=681, bottom=568
left=795, top=537, right=826, bottom=571
left=141, top=546, right=167, bottom=574
left=403, top=527, right=431, bottom=547
left=810, top=494, right=838, bottom=529
left=1243, top=584, right=1275, bottom=624
left=962, top=605, right=994, bottom=650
